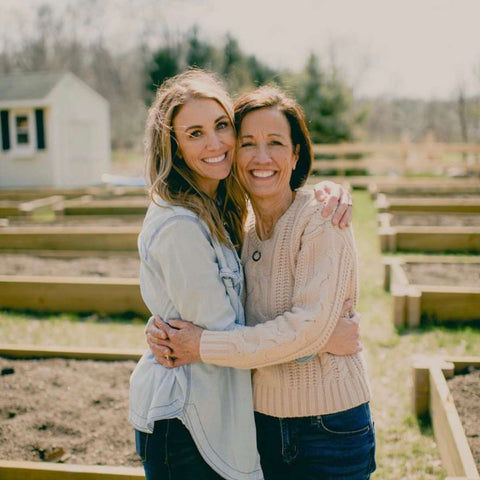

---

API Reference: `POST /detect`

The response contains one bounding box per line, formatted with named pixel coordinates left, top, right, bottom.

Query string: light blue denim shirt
left=129, top=197, right=263, bottom=480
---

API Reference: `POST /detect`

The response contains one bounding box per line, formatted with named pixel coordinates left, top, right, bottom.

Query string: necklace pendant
left=252, top=250, right=261, bottom=262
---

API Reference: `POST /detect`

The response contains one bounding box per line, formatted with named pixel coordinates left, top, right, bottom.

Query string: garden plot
left=0, top=345, right=144, bottom=480
left=369, top=178, right=480, bottom=199
left=59, top=196, right=149, bottom=216
left=383, top=256, right=480, bottom=327
left=413, top=356, right=480, bottom=480
left=0, top=225, right=140, bottom=251
left=375, top=194, right=480, bottom=213
left=3, top=214, right=145, bottom=227
left=0, top=252, right=147, bottom=315
left=378, top=212, right=480, bottom=252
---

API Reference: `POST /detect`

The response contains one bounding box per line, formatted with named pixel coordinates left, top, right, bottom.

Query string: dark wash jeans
left=135, top=419, right=223, bottom=480
left=255, top=402, right=376, bottom=480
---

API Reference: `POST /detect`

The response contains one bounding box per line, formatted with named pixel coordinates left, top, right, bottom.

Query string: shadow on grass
left=416, top=412, right=434, bottom=436
left=0, top=308, right=145, bottom=324
left=395, top=317, right=480, bottom=336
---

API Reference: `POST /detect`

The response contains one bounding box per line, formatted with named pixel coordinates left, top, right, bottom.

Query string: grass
left=1, top=190, right=480, bottom=478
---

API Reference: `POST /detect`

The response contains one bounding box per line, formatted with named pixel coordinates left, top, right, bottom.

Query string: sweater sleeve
left=144, top=216, right=239, bottom=331
left=200, top=214, right=357, bottom=368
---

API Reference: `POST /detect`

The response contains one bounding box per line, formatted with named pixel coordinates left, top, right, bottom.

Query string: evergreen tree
left=186, top=26, right=213, bottom=69
left=298, top=53, right=354, bottom=143
left=145, top=44, right=180, bottom=104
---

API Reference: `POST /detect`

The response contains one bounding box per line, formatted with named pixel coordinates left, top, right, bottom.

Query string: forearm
left=201, top=229, right=357, bottom=369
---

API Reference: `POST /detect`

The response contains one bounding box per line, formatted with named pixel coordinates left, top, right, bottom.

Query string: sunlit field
left=1, top=190, right=479, bottom=479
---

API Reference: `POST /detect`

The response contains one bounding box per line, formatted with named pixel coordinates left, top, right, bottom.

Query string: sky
left=2, top=0, right=480, bottom=99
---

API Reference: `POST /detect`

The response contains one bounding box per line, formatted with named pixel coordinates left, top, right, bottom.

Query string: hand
left=146, top=316, right=203, bottom=368
left=313, top=181, right=353, bottom=228
left=323, top=299, right=362, bottom=355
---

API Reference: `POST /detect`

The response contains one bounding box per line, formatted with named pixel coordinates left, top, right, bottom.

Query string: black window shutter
left=1, top=110, right=10, bottom=151
left=35, top=109, right=46, bottom=150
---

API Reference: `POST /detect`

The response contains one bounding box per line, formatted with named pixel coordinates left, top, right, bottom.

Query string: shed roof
left=0, top=71, right=66, bottom=101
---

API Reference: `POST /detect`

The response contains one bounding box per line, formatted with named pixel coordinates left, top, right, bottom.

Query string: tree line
left=0, top=4, right=478, bottom=148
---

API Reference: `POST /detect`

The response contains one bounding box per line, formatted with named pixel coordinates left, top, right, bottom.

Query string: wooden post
left=406, top=286, right=422, bottom=328
left=392, top=287, right=406, bottom=328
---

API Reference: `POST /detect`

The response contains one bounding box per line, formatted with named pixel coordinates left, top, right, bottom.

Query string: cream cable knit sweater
left=200, top=189, right=371, bottom=418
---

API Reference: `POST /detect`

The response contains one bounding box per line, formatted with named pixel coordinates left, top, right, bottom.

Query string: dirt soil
left=403, top=263, right=480, bottom=287
left=0, top=254, right=140, bottom=278
left=0, top=357, right=141, bottom=467
left=392, top=213, right=480, bottom=227
left=447, top=368, right=480, bottom=473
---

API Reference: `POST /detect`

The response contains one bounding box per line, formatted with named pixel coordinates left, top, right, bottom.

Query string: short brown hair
left=233, top=86, right=313, bottom=190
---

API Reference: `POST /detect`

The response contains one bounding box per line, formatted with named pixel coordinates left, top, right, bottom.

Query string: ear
left=292, top=145, right=300, bottom=170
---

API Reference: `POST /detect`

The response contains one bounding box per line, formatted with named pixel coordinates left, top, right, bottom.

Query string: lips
left=203, top=153, right=227, bottom=164
left=250, top=169, right=276, bottom=178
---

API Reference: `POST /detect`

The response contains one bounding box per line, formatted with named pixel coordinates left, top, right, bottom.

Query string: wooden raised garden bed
left=0, top=344, right=144, bottom=480
left=369, top=178, right=480, bottom=199
left=0, top=226, right=140, bottom=251
left=2, top=214, right=145, bottom=227
left=413, top=355, right=480, bottom=479
left=0, top=251, right=146, bottom=315
left=378, top=212, right=480, bottom=253
left=383, top=256, right=480, bottom=327
left=58, top=196, right=149, bottom=216
left=375, top=194, right=480, bottom=213
left=0, top=276, right=147, bottom=316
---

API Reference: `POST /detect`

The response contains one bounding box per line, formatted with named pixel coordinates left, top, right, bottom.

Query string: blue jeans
left=255, top=403, right=376, bottom=480
left=135, top=419, right=223, bottom=480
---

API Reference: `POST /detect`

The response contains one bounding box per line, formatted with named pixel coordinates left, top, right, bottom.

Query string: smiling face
left=173, top=97, right=235, bottom=197
left=237, top=107, right=299, bottom=202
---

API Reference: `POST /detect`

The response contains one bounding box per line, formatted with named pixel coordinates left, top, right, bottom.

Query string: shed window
left=15, top=115, right=30, bottom=145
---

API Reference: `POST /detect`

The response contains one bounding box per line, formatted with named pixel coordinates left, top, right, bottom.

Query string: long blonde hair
left=145, top=69, right=247, bottom=248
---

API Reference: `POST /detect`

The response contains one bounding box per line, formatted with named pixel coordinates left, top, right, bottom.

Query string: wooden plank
left=19, top=196, right=64, bottom=215
left=429, top=366, right=479, bottom=478
left=0, top=250, right=139, bottom=259
left=406, top=287, right=422, bottom=327
left=411, top=356, right=454, bottom=416
left=445, top=357, right=480, bottom=374
left=0, top=227, right=140, bottom=251
left=388, top=254, right=480, bottom=264
left=0, top=276, right=149, bottom=316
left=421, top=289, right=480, bottom=323
left=395, top=230, right=480, bottom=253
left=0, top=344, right=144, bottom=361
left=380, top=197, right=480, bottom=213
left=370, top=179, right=480, bottom=197
left=0, top=460, right=144, bottom=480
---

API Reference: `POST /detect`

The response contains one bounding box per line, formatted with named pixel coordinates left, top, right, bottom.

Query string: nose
left=206, top=132, right=221, bottom=150
left=254, top=144, right=271, bottom=163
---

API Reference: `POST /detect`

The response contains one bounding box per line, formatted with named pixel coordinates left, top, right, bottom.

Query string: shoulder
left=294, top=189, right=354, bottom=245
left=292, top=189, right=330, bottom=234
left=141, top=200, right=210, bottom=249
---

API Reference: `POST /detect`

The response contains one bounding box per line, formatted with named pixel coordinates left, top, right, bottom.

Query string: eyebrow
left=239, top=133, right=285, bottom=139
left=184, top=114, right=229, bottom=132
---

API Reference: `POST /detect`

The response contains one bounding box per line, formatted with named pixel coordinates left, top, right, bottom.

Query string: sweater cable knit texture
left=200, top=189, right=371, bottom=418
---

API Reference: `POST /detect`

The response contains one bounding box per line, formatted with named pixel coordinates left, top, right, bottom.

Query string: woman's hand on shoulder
left=313, top=180, right=353, bottom=229
left=145, top=315, right=203, bottom=368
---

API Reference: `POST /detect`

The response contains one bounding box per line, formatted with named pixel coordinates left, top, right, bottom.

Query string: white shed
left=0, top=71, right=110, bottom=188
